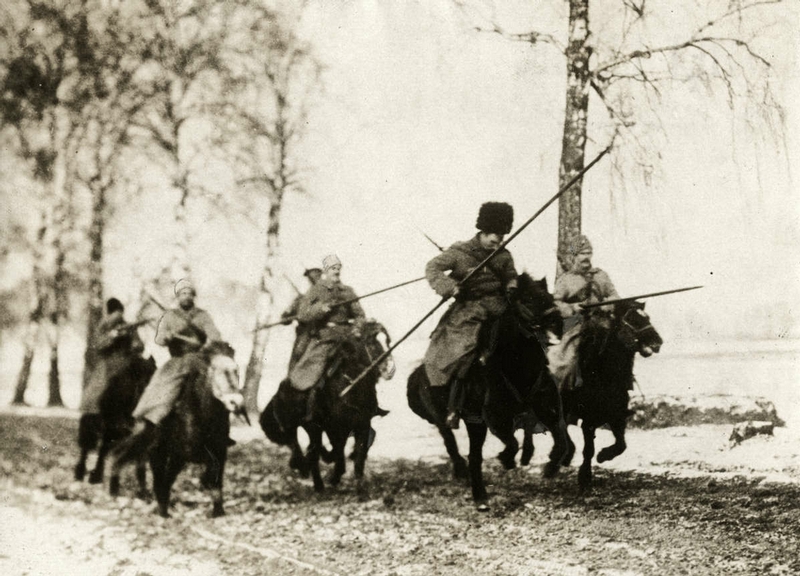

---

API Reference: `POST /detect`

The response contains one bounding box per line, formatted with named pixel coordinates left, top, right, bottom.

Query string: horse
left=74, top=355, right=156, bottom=489
left=260, top=320, right=395, bottom=493
left=560, top=301, right=662, bottom=489
left=407, top=274, right=569, bottom=509
left=109, top=341, right=247, bottom=518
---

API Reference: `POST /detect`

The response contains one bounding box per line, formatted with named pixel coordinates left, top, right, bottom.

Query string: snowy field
left=2, top=337, right=799, bottom=482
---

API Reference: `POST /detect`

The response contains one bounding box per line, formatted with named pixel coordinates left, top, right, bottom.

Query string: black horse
left=561, top=301, right=662, bottom=489
left=407, top=274, right=569, bottom=508
left=74, top=355, right=156, bottom=488
left=260, top=320, right=394, bottom=493
left=109, top=342, right=247, bottom=517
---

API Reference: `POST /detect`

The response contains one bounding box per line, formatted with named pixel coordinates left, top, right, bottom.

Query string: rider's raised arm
left=425, top=248, right=460, bottom=298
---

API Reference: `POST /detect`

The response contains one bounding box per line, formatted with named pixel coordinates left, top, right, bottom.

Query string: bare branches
left=475, top=22, right=565, bottom=53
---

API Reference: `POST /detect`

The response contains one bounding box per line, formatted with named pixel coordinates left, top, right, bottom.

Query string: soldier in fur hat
left=423, top=202, right=518, bottom=429
left=80, top=298, right=145, bottom=415
left=548, top=235, right=619, bottom=392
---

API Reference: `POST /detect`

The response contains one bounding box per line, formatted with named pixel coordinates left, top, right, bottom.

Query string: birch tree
left=467, top=0, right=786, bottom=273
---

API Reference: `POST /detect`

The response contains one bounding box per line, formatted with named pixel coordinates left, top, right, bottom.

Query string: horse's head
left=513, top=273, right=562, bottom=339
left=337, top=320, right=395, bottom=382
left=202, top=341, right=248, bottom=421
left=615, top=302, right=663, bottom=357
left=355, top=320, right=396, bottom=381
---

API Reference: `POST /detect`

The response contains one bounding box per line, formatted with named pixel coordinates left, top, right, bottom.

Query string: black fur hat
left=106, top=298, right=124, bottom=314
left=476, top=202, right=514, bottom=235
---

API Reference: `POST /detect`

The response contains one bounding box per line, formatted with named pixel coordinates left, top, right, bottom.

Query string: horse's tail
left=406, top=364, right=441, bottom=425
left=259, top=382, right=303, bottom=445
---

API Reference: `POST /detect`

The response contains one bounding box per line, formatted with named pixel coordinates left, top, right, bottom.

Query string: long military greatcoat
left=288, top=278, right=365, bottom=391
left=133, top=306, right=222, bottom=424
left=547, top=266, right=619, bottom=390
left=423, top=235, right=518, bottom=388
left=80, top=311, right=145, bottom=414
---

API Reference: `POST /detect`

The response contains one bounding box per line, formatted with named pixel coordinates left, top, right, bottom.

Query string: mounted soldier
left=423, top=202, right=518, bottom=429
left=281, top=267, right=323, bottom=372
left=548, top=235, right=620, bottom=391
left=80, top=298, right=146, bottom=415
left=111, top=278, right=225, bottom=453
left=288, top=255, right=389, bottom=422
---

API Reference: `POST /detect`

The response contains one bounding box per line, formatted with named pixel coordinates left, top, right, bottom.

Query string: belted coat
left=423, top=235, right=518, bottom=388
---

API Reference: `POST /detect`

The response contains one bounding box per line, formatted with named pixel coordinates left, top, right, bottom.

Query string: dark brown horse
left=561, top=301, right=662, bottom=489
left=260, top=320, right=394, bottom=494
left=407, top=274, right=568, bottom=509
left=109, top=342, right=246, bottom=517
left=74, top=355, right=156, bottom=489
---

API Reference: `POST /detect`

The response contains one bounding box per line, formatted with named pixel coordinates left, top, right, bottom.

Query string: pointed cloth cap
left=322, top=254, right=342, bottom=271
left=569, top=235, right=593, bottom=255
left=174, top=278, right=195, bottom=296
left=476, top=202, right=514, bottom=235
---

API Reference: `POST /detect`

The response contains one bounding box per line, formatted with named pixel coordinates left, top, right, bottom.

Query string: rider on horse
left=131, top=279, right=223, bottom=429
left=281, top=267, right=323, bottom=372
left=288, top=255, right=388, bottom=422
left=548, top=235, right=620, bottom=392
left=423, top=202, right=518, bottom=429
left=80, top=298, right=146, bottom=415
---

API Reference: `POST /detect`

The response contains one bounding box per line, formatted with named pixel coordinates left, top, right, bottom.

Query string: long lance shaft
left=254, top=276, right=427, bottom=332
left=580, top=285, right=703, bottom=309
left=340, top=144, right=612, bottom=397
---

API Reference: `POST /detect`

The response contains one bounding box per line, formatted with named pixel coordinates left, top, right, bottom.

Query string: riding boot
left=446, top=379, right=465, bottom=429
left=374, top=405, right=390, bottom=418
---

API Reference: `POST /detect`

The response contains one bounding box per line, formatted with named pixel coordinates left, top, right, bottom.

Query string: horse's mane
left=516, top=272, right=547, bottom=294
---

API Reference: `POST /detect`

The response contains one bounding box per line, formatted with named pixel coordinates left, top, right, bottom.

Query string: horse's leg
left=108, top=424, right=153, bottom=497
left=564, top=425, right=576, bottom=466
left=134, top=455, right=148, bottom=499
left=304, top=425, right=325, bottom=493
left=578, top=422, right=596, bottom=490
left=465, top=422, right=489, bottom=509
left=520, top=425, right=534, bottom=466
left=205, top=449, right=226, bottom=518
left=288, top=431, right=310, bottom=477
left=488, top=414, right=519, bottom=471
left=75, top=416, right=93, bottom=481
left=436, top=425, right=468, bottom=479
left=327, top=429, right=348, bottom=487
left=351, top=425, right=372, bottom=499
left=530, top=384, right=569, bottom=478
left=418, top=377, right=469, bottom=479
left=89, top=427, right=114, bottom=484
left=597, top=418, right=627, bottom=463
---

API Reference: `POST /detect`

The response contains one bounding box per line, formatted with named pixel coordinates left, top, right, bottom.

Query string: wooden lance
left=339, top=144, right=613, bottom=397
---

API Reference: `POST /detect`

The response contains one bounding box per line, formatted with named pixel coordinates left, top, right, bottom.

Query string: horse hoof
left=136, top=489, right=151, bottom=501
left=498, top=452, right=517, bottom=471
left=74, top=465, right=86, bottom=482
left=542, top=461, right=560, bottom=479
left=210, top=505, right=225, bottom=518
left=578, top=467, right=592, bottom=490
left=88, top=471, right=103, bottom=484
left=453, top=459, right=469, bottom=480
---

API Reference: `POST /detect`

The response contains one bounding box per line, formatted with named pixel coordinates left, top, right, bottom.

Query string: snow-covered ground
left=3, top=338, right=798, bottom=483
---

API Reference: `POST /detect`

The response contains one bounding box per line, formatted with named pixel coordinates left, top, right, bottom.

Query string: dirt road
left=1, top=412, right=799, bottom=576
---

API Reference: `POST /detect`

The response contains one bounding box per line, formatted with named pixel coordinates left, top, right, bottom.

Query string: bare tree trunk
left=46, top=327, right=63, bottom=407
left=47, top=238, right=68, bottom=408
left=556, top=0, right=591, bottom=276
left=12, top=321, right=40, bottom=405
left=82, top=181, right=106, bottom=389
left=243, top=199, right=283, bottom=414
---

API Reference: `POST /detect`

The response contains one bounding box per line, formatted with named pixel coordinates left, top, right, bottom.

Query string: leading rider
left=423, top=202, right=518, bottom=429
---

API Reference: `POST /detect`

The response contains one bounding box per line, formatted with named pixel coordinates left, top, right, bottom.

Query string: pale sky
left=91, top=0, right=800, bottom=352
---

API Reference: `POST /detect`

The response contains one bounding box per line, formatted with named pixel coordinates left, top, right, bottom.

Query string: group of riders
left=82, top=201, right=621, bottom=448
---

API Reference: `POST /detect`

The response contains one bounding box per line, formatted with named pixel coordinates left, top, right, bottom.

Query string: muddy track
left=2, top=413, right=799, bottom=575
